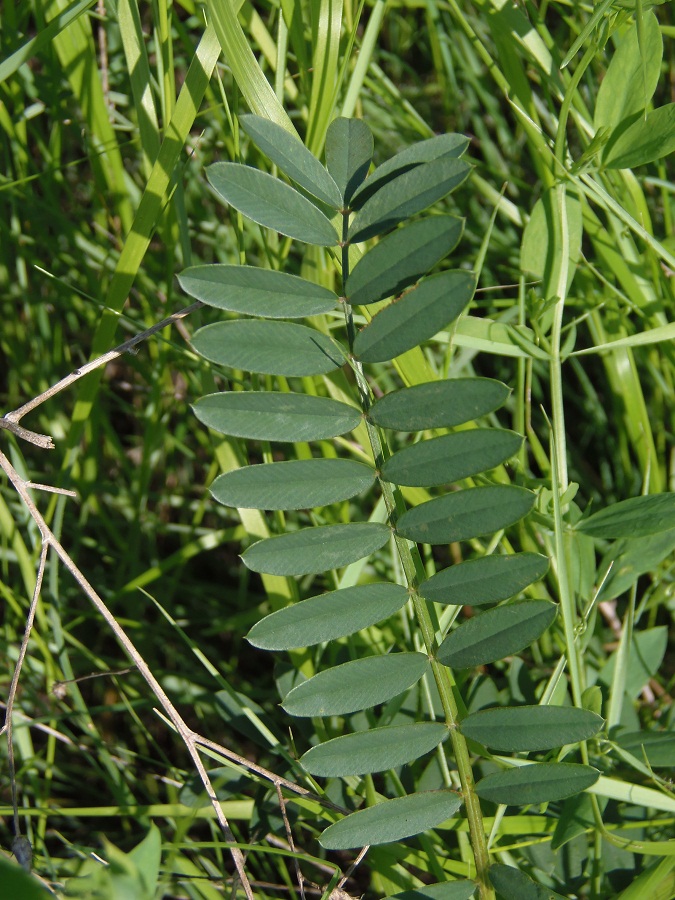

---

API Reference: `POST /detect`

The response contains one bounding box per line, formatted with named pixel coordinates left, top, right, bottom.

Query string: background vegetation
left=1, top=0, right=674, bottom=898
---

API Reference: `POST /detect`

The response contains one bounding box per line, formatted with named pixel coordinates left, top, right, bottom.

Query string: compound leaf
left=247, top=582, right=408, bottom=650
left=301, top=722, right=449, bottom=776
left=437, top=599, right=557, bottom=668
left=192, top=320, right=345, bottom=376
left=282, top=652, right=429, bottom=717
left=353, top=270, right=475, bottom=363
left=242, top=522, right=391, bottom=576
left=177, top=265, right=337, bottom=318
left=207, top=162, right=338, bottom=245
left=320, top=790, right=463, bottom=850
left=193, top=392, right=361, bottom=442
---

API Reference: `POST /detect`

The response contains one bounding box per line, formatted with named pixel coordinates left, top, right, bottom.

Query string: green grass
left=1, top=1, right=674, bottom=898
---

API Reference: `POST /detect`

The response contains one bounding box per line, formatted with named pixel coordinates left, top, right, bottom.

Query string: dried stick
left=0, top=300, right=203, bottom=448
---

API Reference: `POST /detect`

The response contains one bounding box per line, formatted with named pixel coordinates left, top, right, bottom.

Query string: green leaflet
left=577, top=493, right=675, bottom=538
left=419, top=553, right=549, bottom=607
left=241, top=522, right=391, bottom=576
left=301, top=722, right=449, bottom=776
left=349, top=156, right=471, bottom=243
left=193, top=392, right=361, bottom=442
left=346, top=216, right=464, bottom=306
left=369, top=378, right=509, bottom=431
left=247, top=582, right=409, bottom=649
left=353, top=270, right=476, bottom=363
left=475, top=763, right=600, bottom=806
left=386, top=882, right=478, bottom=900
left=381, top=429, right=522, bottom=487
left=241, top=114, right=342, bottom=207
left=320, top=790, right=463, bottom=850
left=206, top=162, right=338, bottom=245
left=396, top=485, right=535, bottom=544
left=191, top=320, right=346, bottom=376
left=351, top=133, right=470, bottom=209
left=177, top=265, right=338, bottom=318
left=282, top=652, right=429, bottom=717
left=460, top=705, right=604, bottom=752
left=325, top=116, right=373, bottom=203
left=211, top=458, right=375, bottom=511
left=489, top=864, right=569, bottom=900
left=437, top=599, right=557, bottom=668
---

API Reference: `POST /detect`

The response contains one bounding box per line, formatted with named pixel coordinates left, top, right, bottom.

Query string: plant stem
left=340, top=213, right=494, bottom=899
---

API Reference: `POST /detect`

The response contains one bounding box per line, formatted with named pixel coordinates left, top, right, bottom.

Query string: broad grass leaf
left=475, top=763, right=600, bottom=805
left=386, top=881, right=478, bottom=900
left=594, top=11, right=662, bottom=131
left=603, top=104, right=675, bottom=169
left=369, top=378, right=509, bottom=431
left=437, top=599, right=557, bottom=668
left=353, top=271, right=476, bottom=363
left=351, top=133, right=470, bottom=208
left=325, top=117, right=373, bottom=203
left=489, top=863, right=568, bottom=900
left=242, top=522, right=391, bottom=576
left=349, top=157, right=470, bottom=243
left=207, top=162, right=338, bottom=245
left=420, top=553, right=549, bottom=607
left=381, top=429, right=522, bottom=487
left=319, top=790, right=463, bottom=849
left=301, top=722, right=449, bottom=776
left=177, top=265, right=337, bottom=318
left=212, top=458, right=375, bottom=510
left=247, top=582, right=408, bottom=650
left=396, top=485, right=534, bottom=544
left=193, top=392, right=360, bottom=442
left=615, top=730, right=675, bottom=768
left=460, top=706, right=604, bottom=751
left=520, top=189, right=582, bottom=295
left=282, top=652, right=429, bottom=717
left=241, top=114, right=342, bottom=207
left=346, top=216, right=464, bottom=307
left=577, top=494, right=675, bottom=538
left=192, top=320, right=345, bottom=376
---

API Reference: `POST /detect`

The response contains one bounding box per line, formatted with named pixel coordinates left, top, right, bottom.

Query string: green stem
left=340, top=213, right=494, bottom=899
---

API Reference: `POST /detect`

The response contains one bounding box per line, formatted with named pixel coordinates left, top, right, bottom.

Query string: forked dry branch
left=0, top=306, right=356, bottom=899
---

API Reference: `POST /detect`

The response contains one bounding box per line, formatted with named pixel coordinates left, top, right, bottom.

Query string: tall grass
left=1, top=1, right=673, bottom=897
